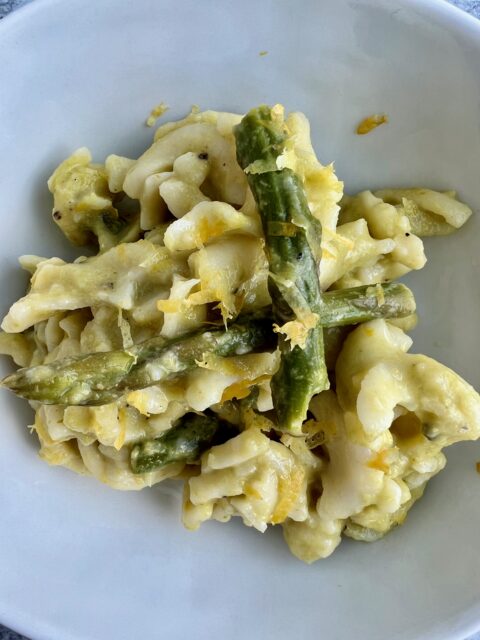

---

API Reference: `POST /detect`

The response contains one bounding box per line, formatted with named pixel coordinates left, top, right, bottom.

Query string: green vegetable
left=48, top=150, right=141, bottom=252
left=321, top=282, right=415, bottom=326
left=323, top=326, right=353, bottom=371
left=322, top=283, right=415, bottom=369
left=1, top=316, right=275, bottom=406
left=131, top=412, right=238, bottom=473
left=93, top=207, right=141, bottom=252
left=235, top=105, right=328, bottom=434
left=1, top=282, right=414, bottom=407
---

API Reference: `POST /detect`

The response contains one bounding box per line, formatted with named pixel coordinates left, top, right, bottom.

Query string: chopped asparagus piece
left=321, top=283, right=415, bottom=326
left=131, top=412, right=239, bottom=473
left=1, top=316, right=275, bottom=406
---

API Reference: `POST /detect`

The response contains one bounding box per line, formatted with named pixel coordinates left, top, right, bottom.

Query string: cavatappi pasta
left=1, top=105, right=479, bottom=562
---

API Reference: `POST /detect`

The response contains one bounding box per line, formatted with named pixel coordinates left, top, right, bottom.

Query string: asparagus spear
left=1, top=316, right=275, bottom=406
left=1, top=283, right=415, bottom=406
left=324, top=326, right=353, bottom=371
left=131, top=412, right=238, bottom=473
left=234, top=105, right=328, bottom=434
left=321, top=283, right=415, bottom=326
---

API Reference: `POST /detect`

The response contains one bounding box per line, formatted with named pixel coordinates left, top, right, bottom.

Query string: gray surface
left=452, top=0, right=480, bottom=16
left=0, top=0, right=479, bottom=639
left=0, top=0, right=29, bottom=16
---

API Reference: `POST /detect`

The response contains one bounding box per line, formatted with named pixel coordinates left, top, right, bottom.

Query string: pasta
left=1, top=104, right=478, bottom=562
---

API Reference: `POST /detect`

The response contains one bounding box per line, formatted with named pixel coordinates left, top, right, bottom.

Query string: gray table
left=0, top=0, right=479, bottom=638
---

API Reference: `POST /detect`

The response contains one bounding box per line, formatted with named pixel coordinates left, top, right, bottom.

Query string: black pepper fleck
left=53, top=211, right=62, bottom=220
left=198, top=152, right=208, bottom=160
left=405, top=232, right=410, bottom=237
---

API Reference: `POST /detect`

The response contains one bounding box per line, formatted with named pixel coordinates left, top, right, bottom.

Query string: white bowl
left=1, top=1, right=479, bottom=639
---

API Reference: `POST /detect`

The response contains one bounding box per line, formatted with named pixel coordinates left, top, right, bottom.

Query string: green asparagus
left=323, top=326, right=353, bottom=371
left=321, top=282, right=415, bottom=326
left=323, top=283, right=416, bottom=368
left=1, top=283, right=415, bottom=407
left=131, top=412, right=239, bottom=473
left=1, top=316, right=275, bottom=406
left=235, top=105, right=328, bottom=434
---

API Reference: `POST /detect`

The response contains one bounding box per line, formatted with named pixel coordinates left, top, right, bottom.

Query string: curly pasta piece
left=48, top=148, right=115, bottom=244
left=183, top=428, right=308, bottom=532
left=283, top=510, right=344, bottom=564
left=282, top=391, right=355, bottom=562
left=284, top=321, right=480, bottom=561
left=158, top=152, right=210, bottom=219
left=105, top=155, right=135, bottom=193
left=157, top=275, right=206, bottom=339
left=33, top=404, right=183, bottom=490
left=333, top=320, right=480, bottom=539
left=185, top=351, right=279, bottom=411
left=1, top=241, right=173, bottom=333
left=138, top=171, right=173, bottom=230
left=277, top=110, right=344, bottom=233
left=48, top=148, right=140, bottom=251
left=336, top=320, right=480, bottom=443
left=332, top=191, right=426, bottom=288
left=187, top=235, right=270, bottom=320
left=320, top=219, right=396, bottom=290
left=374, top=188, right=472, bottom=235
left=123, top=112, right=247, bottom=207
left=78, top=441, right=183, bottom=490
left=340, top=190, right=410, bottom=238
left=163, top=201, right=260, bottom=252
left=0, top=331, right=36, bottom=367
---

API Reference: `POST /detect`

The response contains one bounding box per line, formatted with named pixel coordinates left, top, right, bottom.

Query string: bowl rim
left=1, top=1, right=480, bottom=639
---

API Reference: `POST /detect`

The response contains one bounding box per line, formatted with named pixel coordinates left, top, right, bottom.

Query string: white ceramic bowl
left=1, top=1, right=479, bottom=639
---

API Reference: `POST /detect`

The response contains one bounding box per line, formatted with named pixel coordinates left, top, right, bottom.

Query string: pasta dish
left=1, top=104, right=478, bottom=562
